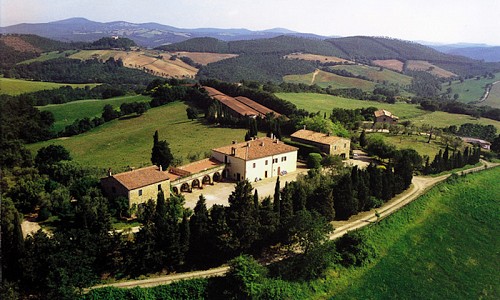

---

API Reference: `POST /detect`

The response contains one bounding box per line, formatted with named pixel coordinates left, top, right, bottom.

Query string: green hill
left=0, top=77, right=97, bottom=95
left=284, top=70, right=377, bottom=91
left=330, top=64, right=413, bottom=86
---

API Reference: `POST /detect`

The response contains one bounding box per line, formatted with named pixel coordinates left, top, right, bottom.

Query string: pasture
left=372, top=59, right=404, bottom=72
left=283, top=70, right=376, bottom=91
left=406, top=60, right=456, bottom=78
left=283, top=53, right=350, bottom=63
left=69, top=50, right=197, bottom=78
left=28, top=101, right=247, bottom=173
left=0, top=77, right=97, bottom=95
left=330, top=64, right=412, bottom=86
left=18, top=50, right=79, bottom=64
left=277, top=93, right=500, bottom=131
left=481, top=81, right=500, bottom=108
left=444, top=74, right=500, bottom=103
left=328, top=167, right=500, bottom=299
left=38, top=95, right=151, bottom=132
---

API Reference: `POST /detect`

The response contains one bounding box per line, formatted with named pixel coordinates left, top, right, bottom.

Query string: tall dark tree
left=188, top=195, right=210, bottom=267
left=334, top=174, right=357, bottom=220
left=1, top=198, right=25, bottom=283
left=280, top=182, right=294, bottom=224
left=151, top=130, right=173, bottom=170
left=35, top=145, right=71, bottom=167
left=273, top=176, right=281, bottom=216
left=179, top=211, right=190, bottom=265
left=308, top=182, right=336, bottom=221
left=359, top=130, right=367, bottom=148
left=291, top=182, right=307, bottom=213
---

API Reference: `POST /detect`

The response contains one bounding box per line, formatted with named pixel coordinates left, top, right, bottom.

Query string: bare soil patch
left=372, top=59, right=404, bottom=72
left=174, top=52, right=238, bottom=65
left=406, top=60, right=456, bottom=78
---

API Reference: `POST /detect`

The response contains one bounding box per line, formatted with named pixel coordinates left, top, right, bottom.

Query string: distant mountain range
left=0, top=17, right=327, bottom=48
left=1, top=17, right=499, bottom=62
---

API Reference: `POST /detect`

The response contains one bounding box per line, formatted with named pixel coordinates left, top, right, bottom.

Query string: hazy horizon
left=2, top=0, right=500, bottom=45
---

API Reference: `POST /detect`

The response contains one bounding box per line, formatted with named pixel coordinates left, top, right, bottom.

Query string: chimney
left=260, top=141, right=264, bottom=146
left=327, top=132, right=331, bottom=136
left=232, top=140, right=237, bottom=144
left=231, top=147, right=236, bottom=155
left=159, top=165, right=163, bottom=172
left=107, top=168, right=112, bottom=177
left=246, top=144, right=249, bottom=159
left=303, top=125, right=306, bottom=130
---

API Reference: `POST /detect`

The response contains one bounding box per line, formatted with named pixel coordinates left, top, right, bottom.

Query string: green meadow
left=284, top=70, right=377, bottom=91
left=481, top=82, right=500, bottom=109
left=0, top=77, right=97, bottom=95
left=443, top=73, right=500, bottom=103
left=277, top=93, right=500, bottom=131
left=330, top=64, right=413, bottom=86
left=18, top=50, right=79, bottom=64
left=28, top=101, right=247, bottom=173
left=38, top=95, right=151, bottom=132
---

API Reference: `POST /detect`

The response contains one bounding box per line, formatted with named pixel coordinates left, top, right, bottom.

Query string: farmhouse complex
left=374, top=109, right=399, bottom=124
left=101, top=137, right=297, bottom=207
left=291, top=129, right=350, bottom=159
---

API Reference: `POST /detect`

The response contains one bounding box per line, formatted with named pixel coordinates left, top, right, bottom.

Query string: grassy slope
left=481, top=82, right=500, bottom=108
left=443, top=73, right=500, bottom=103
left=18, top=50, right=79, bottom=64
left=38, top=95, right=151, bottom=132
left=330, top=64, right=412, bottom=86
left=368, top=132, right=445, bottom=158
left=27, top=101, right=247, bottom=173
left=0, top=77, right=97, bottom=95
left=328, top=167, right=500, bottom=299
left=277, top=93, right=500, bottom=131
left=284, top=70, right=376, bottom=91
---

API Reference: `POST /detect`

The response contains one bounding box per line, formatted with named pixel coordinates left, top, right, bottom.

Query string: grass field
left=368, top=132, right=446, bottom=158
left=18, top=50, right=79, bottom=64
left=0, top=77, right=98, bottom=95
left=330, top=64, right=412, bottom=86
left=284, top=53, right=350, bottom=63
left=28, top=101, right=247, bottom=173
left=277, top=93, right=500, bottom=131
left=443, top=73, right=500, bottom=103
left=38, top=95, right=151, bottom=132
left=326, top=167, right=500, bottom=299
left=284, top=70, right=376, bottom=91
left=481, top=81, right=500, bottom=108
left=406, top=60, right=456, bottom=78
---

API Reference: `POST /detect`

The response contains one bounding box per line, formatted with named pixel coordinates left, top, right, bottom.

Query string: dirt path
left=311, top=69, right=320, bottom=85
left=88, top=161, right=498, bottom=291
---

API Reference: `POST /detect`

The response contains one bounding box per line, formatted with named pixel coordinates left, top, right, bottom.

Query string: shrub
left=307, top=153, right=322, bottom=169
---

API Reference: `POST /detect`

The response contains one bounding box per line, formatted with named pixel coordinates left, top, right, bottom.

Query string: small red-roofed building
left=100, top=165, right=170, bottom=208
left=374, top=109, right=399, bottom=124
left=211, top=137, right=298, bottom=181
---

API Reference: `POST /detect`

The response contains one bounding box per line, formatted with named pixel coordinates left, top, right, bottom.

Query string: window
left=281, top=156, right=287, bottom=162
left=273, top=158, right=278, bottom=163
left=334, top=146, right=337, bottom=150
left=158, top=184, right=162, bottom=191
left=253, top=162, right=256, bottom=168
left=138, top=189, right=143, bottom=196
left=344, top=143, right=347, bottom=148
left=265, top=160, right=268, bottom=165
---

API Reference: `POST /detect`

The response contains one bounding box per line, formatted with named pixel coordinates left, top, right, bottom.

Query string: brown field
left=406, top=60, right=456, bottom=78
left=173, top=52, right=238, bottom=65
left=372, top=59, right=404, bottom=72
left=69, top=50, right=198, bottom=78
left=0, top=35, right=41, bottom=53
left=284, top=53, right=351, bottom=63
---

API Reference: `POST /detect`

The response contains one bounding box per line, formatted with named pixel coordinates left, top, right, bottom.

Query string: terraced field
left=330, top=64, right=412, bottom=86
left=0, top=77, right=98, bottom=95
left=284, top=70, right=376, bottom=91
left=28, top=101, right=247, bottom=173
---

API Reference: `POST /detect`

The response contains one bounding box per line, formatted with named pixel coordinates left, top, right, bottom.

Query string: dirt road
left=88, top=161, right=498, bottom=291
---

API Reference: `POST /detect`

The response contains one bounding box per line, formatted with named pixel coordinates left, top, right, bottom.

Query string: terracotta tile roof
left=291, top=129, right=348, bottom=145
left=167, top=158, right=224, bottom=180
left=234, top=96, right=281, bottom=117
left=374, top=109, right=398, bottom=119
left=110, top=166, right=169, bottom=190
left=212, top=137, right=297, bottom=161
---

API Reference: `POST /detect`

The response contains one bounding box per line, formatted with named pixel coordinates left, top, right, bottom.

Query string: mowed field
left=372, top=59, right=404, bottom=72
left=283, top=53, right=350, bottom=63
left=277, top=93, right=500, bottom=130
left=284, top=70, right=376, bottom=91
left=330, top=64, right=413, bottom=86
left=69, top=50, right=197, bottom=78
left=0, top=77, right=98, bottom=95
left=38, top=95, right=151, bottom=132
left=327, top=168, right=500, bottom=299
left=481, top=81, right=500, bottom=108
left=28, top=101, right=247, bottom=173
left=173, top=52, right=238, bottom=65
left=406, top=60, right=456, bottom=78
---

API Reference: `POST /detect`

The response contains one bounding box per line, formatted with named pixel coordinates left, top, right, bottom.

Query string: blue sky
left=2, top=0, right=500, bottom=45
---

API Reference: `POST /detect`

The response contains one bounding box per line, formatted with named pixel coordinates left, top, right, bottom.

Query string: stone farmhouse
left=211, top=137, right=298, bottom=182
left=461, top=137, right=491, bottom=150
left=291, top=129, right=350, bottom=159
left=374, top=109, right=399, bottom=124
left=101, top=137, right=298, bottom=207
left=100, top=165, right=170, bottom=208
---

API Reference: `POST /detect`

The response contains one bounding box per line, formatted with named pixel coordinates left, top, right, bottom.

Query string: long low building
left=291, top=129, right=350, bottom=159
left=211, top=136, right=298, bottom=181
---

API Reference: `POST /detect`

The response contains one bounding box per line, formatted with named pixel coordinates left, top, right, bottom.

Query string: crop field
left=372, top=59, right=404, bottom=72
left=283, top=53, right=350, bottom=63
left=327, top=167, right=500, bottom=299
left=173, top=51, right=238, bottom=65
left=69, top=50, right=197, bottom=78
left=38, top=95, right=151, bottom=132
left=330, top=64, right=413, bottom=86
left=283, top=70, right=376, bottom=91
left=28, top=101, right=247, bottom=173
left=277, top=93, right=500, bottom=131
left=0, top=77, right=98, bottom=95
left=406, top=60, right=456, bottom=78
left=481, top=81, right=500, bottom=108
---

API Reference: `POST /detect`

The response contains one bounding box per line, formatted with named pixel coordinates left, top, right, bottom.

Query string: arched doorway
left=202, top=175, right=211, bottom=185
left=213, top=172, right=222, bottom=182
left=192, top=179, right=200, bottom=189
left=172, top=186, right=179, bottom=195
left=180, top=183, right=190, bottom=193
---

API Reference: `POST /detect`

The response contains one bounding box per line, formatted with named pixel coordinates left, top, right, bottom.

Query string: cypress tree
left=227, top=180, right=259, bottom=251
left=179, top=211, right=190, bottom=265
left=280, top=182, right=294, bottom=224
left=359, top=130, right=367, bottom=148
left=273, top=176, right=281, bottom=216
left=292, top=182, right=307, bottom=213
left=333, top=174, right=355, bottom=220
left=253, top=189, right=259, bottom=209
left=188, top=195, right=210, bottom=267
